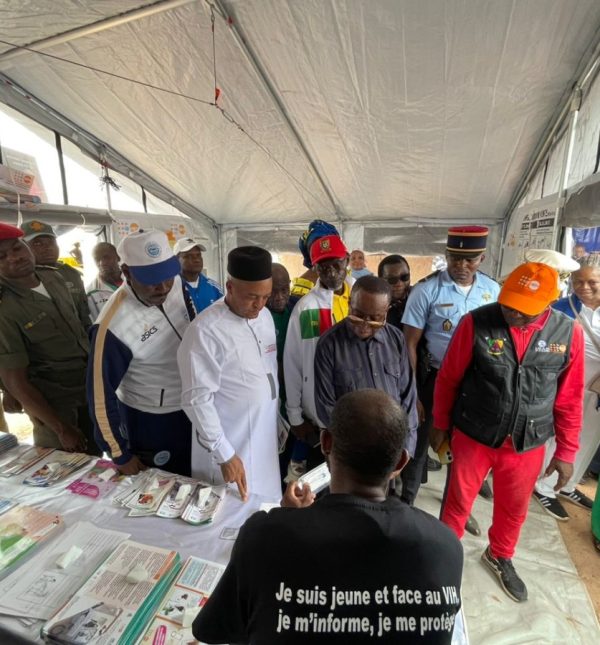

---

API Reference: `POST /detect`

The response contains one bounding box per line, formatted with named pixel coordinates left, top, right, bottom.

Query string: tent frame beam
left=0, top=0, right=199, bottom=65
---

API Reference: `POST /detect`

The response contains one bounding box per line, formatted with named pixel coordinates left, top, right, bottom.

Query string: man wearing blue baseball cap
left=87, top=230, right=196, bottom=475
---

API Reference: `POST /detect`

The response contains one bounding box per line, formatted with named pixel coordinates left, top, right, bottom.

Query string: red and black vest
left=451, top=303, right=574, bottom=452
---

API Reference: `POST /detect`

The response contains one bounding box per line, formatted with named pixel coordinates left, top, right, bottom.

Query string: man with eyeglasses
left=314, top=276, right=418, bottom=459
left=283, top=234, right=354, bottom=477
left=400, top=226, right=500, bottom=515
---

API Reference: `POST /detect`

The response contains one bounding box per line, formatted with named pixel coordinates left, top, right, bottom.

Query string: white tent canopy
left=2, top=0, right=600, bottom=275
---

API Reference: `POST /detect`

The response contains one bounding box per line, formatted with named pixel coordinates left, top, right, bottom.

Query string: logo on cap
left=528, top=280, right=540, bottom=291
left=145, top=241, right=162, bottom=258
left=320, top=239, right=331, bottom=251
left=31, top=221, right=44, bottom=231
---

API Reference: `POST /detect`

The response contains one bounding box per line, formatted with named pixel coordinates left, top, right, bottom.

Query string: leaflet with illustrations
left=140, top=556, right=225, bottom=645
left=0, top=445, right=54, bottom=477
left=181, top=486, right=226, bottom=526
left=0, top=505, right=63, bottom=579
left=23, top=452, right=93, bottom=487
left=0, top=521, right=130, bottom=620
left=67, top=460, right=125, bottom=500
left=126, top=473, right=176, bottom=517
left=42, top=540, right=181, bottom=645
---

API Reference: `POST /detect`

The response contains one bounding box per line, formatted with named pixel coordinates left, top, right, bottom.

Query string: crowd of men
left=0, top=217, right=597, bottom=643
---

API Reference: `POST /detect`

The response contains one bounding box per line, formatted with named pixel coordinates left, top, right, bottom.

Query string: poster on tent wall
left=0, top=148, right=46, bottom=203
left=572, top=227, right=600, bottom=255
left=112, top=215, right=218, bottom=279
left=114, top=215, right=199, bottom=244
left=501, top=194, right=558, bottom=276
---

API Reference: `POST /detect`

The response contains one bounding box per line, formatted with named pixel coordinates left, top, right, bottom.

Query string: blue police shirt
left=401, top=270, right=500, bottom=368
left=183, top=274, right=223, bottom=314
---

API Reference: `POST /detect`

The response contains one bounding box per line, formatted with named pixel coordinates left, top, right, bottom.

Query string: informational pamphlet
left=42, top=540, right=181, bottom=645
left=67, top=460, right=125, bottom=499
left=139, top=556, right=225, bottom=645
left=0, top=521, right=130, bottom=620
left=0, top=445, right=54, bottom=477
left=23, top=452, right=92, bottom=487
left=0, top=505, right=63, bottom=579
left=112, top=469, right=226, bottom=525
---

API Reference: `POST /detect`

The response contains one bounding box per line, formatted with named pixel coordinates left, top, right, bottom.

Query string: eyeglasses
left=347, top=315, right=386, bottom=329
left=384, top=274, right=410, bottom=285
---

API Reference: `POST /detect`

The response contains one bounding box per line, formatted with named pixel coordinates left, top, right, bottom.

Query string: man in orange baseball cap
left=430, top=261, right=585, bottom=602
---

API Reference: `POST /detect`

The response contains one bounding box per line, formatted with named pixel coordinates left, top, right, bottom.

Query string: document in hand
left=0, top=505, right=63, bottom=579
left=139, top=556, right=225, bottom=644
left=42, top=540, right=181, bottom=645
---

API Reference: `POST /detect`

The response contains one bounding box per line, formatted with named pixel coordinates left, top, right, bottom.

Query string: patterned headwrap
left=298, top=219, right=340, bottom=269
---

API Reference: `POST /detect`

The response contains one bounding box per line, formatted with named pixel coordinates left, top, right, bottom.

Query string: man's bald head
left=268, top=262, right=291, bottom=313
left=327, top=389, right=408, bottom=484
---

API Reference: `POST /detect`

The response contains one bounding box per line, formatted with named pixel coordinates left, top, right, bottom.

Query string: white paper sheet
left=0, top=521, right=130, bottom=620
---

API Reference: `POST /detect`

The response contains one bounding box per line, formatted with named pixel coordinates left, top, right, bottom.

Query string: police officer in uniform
left=0, top=222, right=100, bottom=453
left=20, top=220, right=91, bottom=329
left=400, top=226, right=500, bottom=518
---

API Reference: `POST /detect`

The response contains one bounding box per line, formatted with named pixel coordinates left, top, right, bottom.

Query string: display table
left=0, top=455, right=467, bottom=644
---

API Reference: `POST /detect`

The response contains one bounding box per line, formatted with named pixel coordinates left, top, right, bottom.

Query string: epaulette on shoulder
left=477, top=270, right=499, bottom=284
left=417, top=270, right=441, bottom=284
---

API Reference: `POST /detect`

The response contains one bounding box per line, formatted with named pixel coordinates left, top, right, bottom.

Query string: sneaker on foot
left=427, top=456, right=442, bottom=471
left=532, top=491, right=569, bottom=521
left=464, top=514, right=481, bottom=536
left=481, top=546, right=528, bottom=602
left=558, top=488, right=593, bottom=510
left=284, top=460, right=307, bottom=483
left=478, top=479, right=493, bottom=500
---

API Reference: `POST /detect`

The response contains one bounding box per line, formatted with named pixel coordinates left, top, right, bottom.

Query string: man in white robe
left=178, top=246, right=281, bottom=500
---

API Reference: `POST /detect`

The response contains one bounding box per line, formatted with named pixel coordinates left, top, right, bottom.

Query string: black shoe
left=558, top=488, right=593, bottom=510
left=427, top=456, right=442, bottom=471
left=478, top=479, right=493, bottom=500
left=481, top=546, right=528, bottom=602
left=464, top=514, right=481, bottom=536
left=532, top=491, right=569, bottom=521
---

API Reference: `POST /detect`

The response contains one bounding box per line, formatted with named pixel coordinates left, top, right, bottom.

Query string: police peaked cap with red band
left=446, top=226, right=489, bottom=256
left=0, top=222, right=25, bottom=240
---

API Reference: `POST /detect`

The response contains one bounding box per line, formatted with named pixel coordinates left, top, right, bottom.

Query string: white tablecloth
left=0, top=456, right=467, bottom=644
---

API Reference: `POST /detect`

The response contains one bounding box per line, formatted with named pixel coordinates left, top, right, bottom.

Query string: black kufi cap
left=228, top=246, right=272, bottom=281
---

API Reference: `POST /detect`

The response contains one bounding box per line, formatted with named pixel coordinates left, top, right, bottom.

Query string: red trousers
left=441, top=430, right=545, bottom=559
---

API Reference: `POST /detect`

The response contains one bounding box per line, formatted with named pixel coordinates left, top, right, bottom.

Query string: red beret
left=0, top=223, right=24, bottom=241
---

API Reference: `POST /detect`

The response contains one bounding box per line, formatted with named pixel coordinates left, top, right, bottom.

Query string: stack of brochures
left=0, top=445, right=54, bottom=477
left=0, top=432, right=18, bottom=455
left=23, top=452, right=92, bottom=487
left=0, top=505, right=63, bottom=579
left=112, top=469, right=226, bottom=525
left=42, top=540, right=181, bottom=645
left=139, top=556, right=225, bottom=644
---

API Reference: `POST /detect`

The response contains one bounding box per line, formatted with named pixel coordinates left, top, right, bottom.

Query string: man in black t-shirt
left=193, top=389, right=463, bottom=645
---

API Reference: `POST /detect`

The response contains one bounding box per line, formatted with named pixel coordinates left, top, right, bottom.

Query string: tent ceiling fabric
left=1, top=1, right=600, bottom=226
